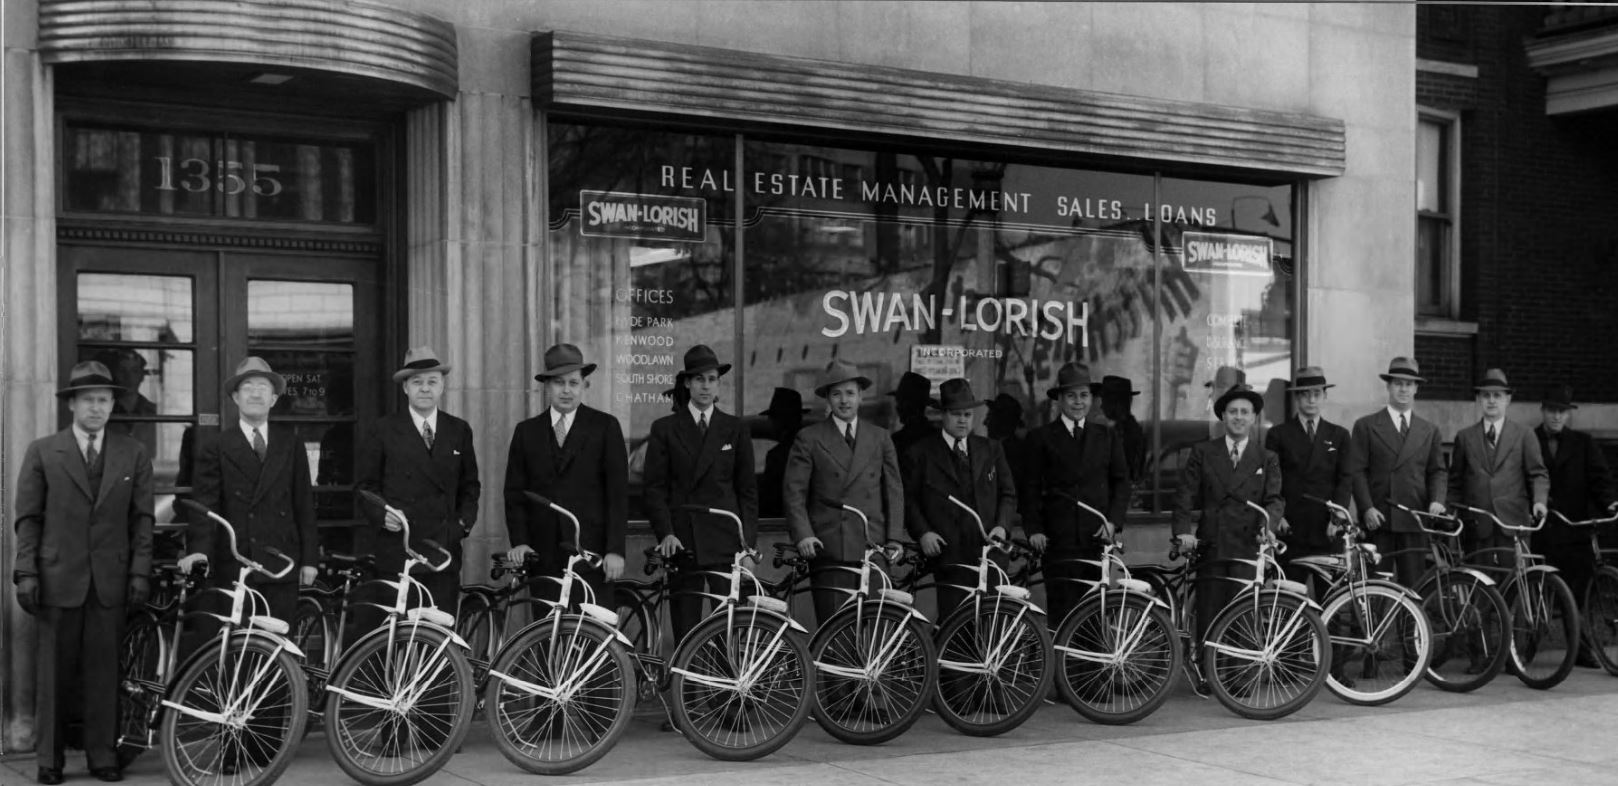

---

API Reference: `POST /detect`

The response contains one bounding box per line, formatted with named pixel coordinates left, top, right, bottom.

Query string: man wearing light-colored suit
left=14, top=361, right=155, bottom=784
left=1447, top=369, right=1549, bottom=568
left=784, top=359, right=905, bottom=626
left=1346, top=357, right=1449, bottom=588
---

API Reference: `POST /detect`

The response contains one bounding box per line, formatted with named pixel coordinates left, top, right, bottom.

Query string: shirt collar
left=71, top=423, right=100, bottom=453
left=239, top=419, right=267, bottom=445
left=1225, top=434, right=1247, bottom=455
left=1386, top=405, right=1413, bottom=423
left=943, top=432, right=968, bottom=453
left=1060, top=414, right=1083, bottom=435
left=1482, top=415, right=1506, bottom=429
left=1299, top=414, right=1317, bottom=429
left=551, top=407, right=573, bottom=428
left=688, top=401, right=715, bottom=424
left=833, top=415, right=857, bottom=436
left=410, top=408, right=439, bottom=434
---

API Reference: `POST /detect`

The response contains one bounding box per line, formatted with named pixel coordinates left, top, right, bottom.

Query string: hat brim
left=392, top=363, right=452, bottom=383
left=535, top=362, right=597, bottom=381
left=1542, top=401, right=1578, bottom=410
left=1473, top=384, right=1513, bottom=394
left=1287, top=382, right=1336, bottom=392
left=936, top=398, right=990, bottom=411
left=1214, top=389, right=1265, bottom=417
left=225, top=371, right=286, bottom=396
left=56, top=382, right=125, bottom=398
left=683, top=362, right=732, bottom=378
left=1379, top=373, right=1426, bottom=384
left=815, top=375, right=873, bottom=398
left=1047, top=382, right=1093, bottom=401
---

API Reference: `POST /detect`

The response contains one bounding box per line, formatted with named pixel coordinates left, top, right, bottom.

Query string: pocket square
left=122, top=475, right=132, bottom=482
left=721, top=443, right=734, bottom=451
left=453, top=449, right=461, bottom=455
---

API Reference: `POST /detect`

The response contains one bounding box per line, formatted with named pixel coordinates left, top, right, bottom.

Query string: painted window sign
left=580, top=190, right=707, bottom=242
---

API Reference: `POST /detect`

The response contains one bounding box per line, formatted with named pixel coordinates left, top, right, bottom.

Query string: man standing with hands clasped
left=1346, top=357, right=1448, bottom=588
left=14, top=361, right=154, bottom=784
left=1447, top=369, right=1549, bottom=569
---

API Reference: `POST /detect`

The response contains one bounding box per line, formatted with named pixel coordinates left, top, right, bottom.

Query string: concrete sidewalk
left=7, top=669, right=1618, bottom=785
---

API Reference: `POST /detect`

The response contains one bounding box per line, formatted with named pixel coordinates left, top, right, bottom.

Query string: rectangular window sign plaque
left=1179, top=231, right=1274, bottom=277
left=580, top=190, right=706, bottom=243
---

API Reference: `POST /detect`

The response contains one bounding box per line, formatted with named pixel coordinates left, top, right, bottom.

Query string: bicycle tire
left=1417, top=570, right=1509, bottom=692
left=669, top=608, right=814, bottom=761
left=809, top=602, right=937, bottom=744
left=486, top=617, right=636, bottom=774
left=1506, top=571, right=1581, bottom=689
left=291, top=597, right=332, bottom=672
left=455, top=591, right=496, bottom=667
left=324, top=623, right=477, bottom=786
left=159, top=635, right=309, bottom=786
left=612, top=584, right=656, bottom=658
left=933, top=595, right=1052, bottom=737
left=116, top=611, right=165, bottom=769
left=1203, top=590, right=1329, bottom=721
left=1053, top=591, right=1179, bottom=725
left=1584, top=565, right=1618, bottom=676
left=1319, top=582, right=1432, bottom=706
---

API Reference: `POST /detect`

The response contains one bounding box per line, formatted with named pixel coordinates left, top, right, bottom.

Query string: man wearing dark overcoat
left=1534, top=384, right=1618, bottom=665
left=1346, top=357, right=1449, bottom=588
left=1447, top=369, right=1549, bottom=568
left=644, top=345, right=759, bottom=642
left=1265, top=366, right=1352, bottom=581
left=14, top=361, right=154, bottom=784
left=889, top=371, right=939, bottom=478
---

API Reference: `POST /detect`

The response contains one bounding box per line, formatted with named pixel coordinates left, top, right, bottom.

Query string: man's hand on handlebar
left=988, top=526, right=1008, bottom=544
left=604, top=553, right=625, bottom=581
left=178, top=553, right=209, bottom=573
left=300, top=566, right=318, bottom=587
left=1428, top=502, right=1447, bottom=517
left=1175, top=533, right=1199, bottom=551
left=1028, top=533, right=1049, bottom=552
left=1093, top=522, right=1118, bottom=541
left=507, top=544, right=535, bottom=564
left=919, top=531, right=947, bottom=558
left=657, top=534, right=684, bottom=558
left=1274, top=517, right=1293, bottom=536
left=382, top=508, right=405, bottom=532
left=797, top=537, right=824, bottom=560
left=1532, top=502, right=1548, bottom=522
left=1363, top=507, right=1386, bottom=531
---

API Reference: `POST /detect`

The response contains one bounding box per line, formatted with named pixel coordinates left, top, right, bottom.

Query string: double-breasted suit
left=1265, top=416, right=1352, bottom=558
left=1346, top=409, right=1447, bottom=585
left=1535, top=424, right=1616, bottom=599
left=904, top=434, right=1017, bottom=621
left=1020, top=418, right=1130, bottom=627
left=14, top=428, right=154, bottom=771
left=644, top=406, right=758, bottom=638
left=1173, top=437, right=1285, bottom=637
left=1448, top=419, right=1549, bottom=561
left=355, top=410, right=481, bottom=614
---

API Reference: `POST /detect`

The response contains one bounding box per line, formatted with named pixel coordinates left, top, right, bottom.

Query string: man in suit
left=354, top=346, right=481, bottom=630
left=644, top=345, right=759, bottom=641
left=14, top=361, right=154, bottom=784
left=504, top=344, right=628, bottom=608
left=1265, top=366, right=1353, bottom=585
left=889, top=372, right=938, bottom=477
left=1096, top=375, right=1146, bottom=487
left=1021, top=363, right=1130, bottom=629
left=1448, top=369, right=1549, bottom=569
left=784, top=359, right=906, bottom=627
left=904, top=379, right=1017, bottom=623
left=1173, top=383, right=1285, bottom=645
left=1534, top=384, right=1617, bottom=665
left=757, top=388, right=807, bottom=518
left=1346, top=357, right=1449, bottom=588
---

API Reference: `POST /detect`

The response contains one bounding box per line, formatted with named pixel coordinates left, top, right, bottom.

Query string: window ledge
left=1415, top=316, right=1479, bottom=336
left=1417, top=59, right=1480, bottom=79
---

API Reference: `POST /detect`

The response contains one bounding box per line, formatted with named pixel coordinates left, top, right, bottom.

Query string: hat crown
left=988, top=392, right=1023, bottom=415
left=401, top=345, right=443, bottom=367
left=815, top=359, right=872, bottom=397
left=233, top=356, right=276, bottom=378
left=1542, top=383, right=1577, bottom=407
left=764, top=386, right=805, bottom=414
left=1055, top=362, right=1093, bottom=388
left=1477, top=367, right=1510, bottom=388
left=936, top=378, right=980, bottom=409
left=1387, top=356, right=1421, bottom=375
left=543, top=343, right=584, bottom=370
left=892, top=371, right=932, bottom=399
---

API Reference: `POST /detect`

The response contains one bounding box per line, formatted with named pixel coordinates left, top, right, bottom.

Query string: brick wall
left=1413, top=333, right=1472, bottom=399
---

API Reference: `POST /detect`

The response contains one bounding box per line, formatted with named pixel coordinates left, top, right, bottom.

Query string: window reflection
left=247, top=281, right=355, bottom=346
left=78, top=273, right=193, bottom=342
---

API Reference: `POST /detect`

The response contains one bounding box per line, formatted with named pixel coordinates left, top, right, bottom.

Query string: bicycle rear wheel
left=1320, top=582, right=1431, bottom=706
left=1584, top=566, right=1618, bottom=676
left=159, top=636, right=308, bottom=786
left=324, top=624, right=476, bottom=786
left=1203, top=590, right=1328, bottom=720
left=1053, top=591, right=1179, bottom=725
left=117, top=612, right=165, bottom=769
left=1507, top=571, right=1580, bottom=689
left=669, top=609, right=814, bottom=761
left=933, top=596, right=1052, bottom=737
left=1418, top=570, right=1509, bottom=692
left=486, top=617, right=636, bottom=774
left=810, top=602, right=937, bottom=744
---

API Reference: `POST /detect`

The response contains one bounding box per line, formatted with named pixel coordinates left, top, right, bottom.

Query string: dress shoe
left=36, top=767, right=65, bottom=785
left=91, top=767, right=125, bottom=782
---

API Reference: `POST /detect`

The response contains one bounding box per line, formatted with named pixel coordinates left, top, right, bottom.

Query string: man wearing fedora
left=14, top=361, right=154, bottom=784
left=1447, top=369, right=1549, bottom=569
left=1346, top=357, right=1449, bottom=587
left=504, top=344, right=628, bottom=606
left=1021, top=362, right=1131, bottom=629
left=644, top=345, right=759, bottom=642
left=1265, top=366, right=1353, bottom=579
left=903, top=379, right=1018, bottom=623
left=1534, top=385, right=1617, bottom=657
left=889, top=371, right=940, bottom=477
left=354, top=346, right=481, bottom=628
left=784, top=359, right=905, bottom=626
left=1096, top=375, right=1146, bottom=485
left=757, top=387, right=808, bottom=518
left=1173, top=383, right=1285, bottom=646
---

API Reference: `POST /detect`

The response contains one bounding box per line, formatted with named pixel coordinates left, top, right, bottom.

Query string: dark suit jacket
left=892, top=419, right=939, bottom=477
left=1265, top=416, right=1352, bottom=552
left=190, top=423, right=319, bottom=584
left=355, top=410, right=481, bottom=562
left=904, top=434, right=1016, bottom=566
left=1347, top=409, right=1448, bottom=534
left=13, top=429, right=154, bottom=607
left=644, top=407, right=759, bottom=565
left=1019, top=419, right=1130, bottom=554
left=783, top=417, right=906, bottom=562
left=1447, top=419, right=1549, bottom=539
left=504, top=405, right=628, bottom=562
left=1172, top=437, right=1285, bottom=559
left=1536, top=425, right=1616, bottom=545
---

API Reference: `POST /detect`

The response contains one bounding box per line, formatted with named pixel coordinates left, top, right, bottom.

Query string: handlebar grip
left=178, top=499, right=213, bottom=517
left=523, top=491, right=553, bottom=507
left=422, top=539, right=442, bottom=552
left=262, top=546, right=287, bottom=559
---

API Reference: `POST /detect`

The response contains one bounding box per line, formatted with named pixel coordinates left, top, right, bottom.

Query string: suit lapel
left=223, top=426, right=262, bottom=485
left=254, top=426, right=291, bottom=504
left=690, top=409, right=721, bottom=483
left=1491, top=420, right=1517, bottom=472
left=420, top=414, right=451, bottom=493
left=95, top=434, right=128, bottom=504
left=847, top=420, right=876, bottom=480
left=1393, top=415, right=1427, bottom=467
left=55, top=430, right=94, bottom=500
left=929, top=436, right=962, bottom=485
left=555, top=408, right=583, bottom=475
left=821, top=419, right=852, bottom=472
left=967, top=435, right=990, bottom=485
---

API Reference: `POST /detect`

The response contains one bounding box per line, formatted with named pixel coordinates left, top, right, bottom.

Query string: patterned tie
left=1399, top=413, right=1409, bottom=436
left=955, top=438, right=969, bottom=473
left=555, top=414, right=568, bottom=448
left=844, top=422, right=855, bottom=450
left=1306, top=419, right=1316, bottom=441
left=422, top=421, right=434, bottom=450
left=698, top=412, right=708, bottom=437
left=1486, top=423, right=1497, bottom=450
left=85, top=432, right=99, bottom=467
left=252, top=427, right=266, bottom=460
left=1231, top=441, right=1241, bottom=464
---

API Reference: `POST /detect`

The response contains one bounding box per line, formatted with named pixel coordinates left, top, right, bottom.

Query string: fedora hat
left=392, top=345, right=453, bottom=383
left=1288, top=365, right=1335, bottom=392
left=680, top=344, right=731, bottom=378
left=759, top=387, right=810, bottom=417
left=1214, top=383, right=1265, bottom=418
left=888, top=371, right=939, bottom=407
left=1541, top=384, right=1579, bottom=410
left=814, top=359, right=872, bottom=398
left=224, top=356, right=286, bottom=396
left=1204, top=365, right=1247, bottom=390
left=534, top=343, right=596, bottom=381
left=1047, top=362, right=1095, bottom=400
left=934, top=378, right=987, bottom=411
left=987, top=392, right=1024, bottom=419
left=56, top=360, right=124, bottom=398
left=1099, top=375, right=1140, bottom=398
left=1474, top=368, right=1512, bottom=393
left=1379, top=356, right=1425, bottom=383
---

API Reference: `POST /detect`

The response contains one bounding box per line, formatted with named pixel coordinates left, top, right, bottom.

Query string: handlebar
left=1390, top=501, right=1465, bottom=537
left=946, top=494, right=1004, bottom=547
left=527, top=491, right=603, bottom=566
left=1053, top=490, right=1116, bottom=542
left=1452, top=502, right=1543, bottom=533
left=178, top=499, right=295, bottom=579
left=1302, top=494, right=1354, bottom=523
left=1550, top=510, right=1618, bottom=528
left=675, top=504, right=758, bottom=563
left=359, top=490, right=454, bottom=572
left=1243, top=500, right=1284, bottom=552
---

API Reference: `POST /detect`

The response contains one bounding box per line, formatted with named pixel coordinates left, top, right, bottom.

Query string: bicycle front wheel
left=486, top=617, right=636, bottom=774
left=1203, top=590, right=1329, bottom=720
left=1584, top=565, right=1618, bottom=676
left=324, top=623, right=477, bottom=786
left=810, top=602, right=937, bottom=744
left=1418, top=570, right=1509, bottom=692
left=933, top=596, right=1052, bottom=737
left=159, top=635, right=309, bottom=786
left=117, top=612, right=165, bottom=769
left=1507, top=571, right=1581, bottom=689
left=1320, top=582, right=1432, bottom=706
left=1053, top=591, right=1179, bottom=725
left=669, top=608, right=814, bottom=761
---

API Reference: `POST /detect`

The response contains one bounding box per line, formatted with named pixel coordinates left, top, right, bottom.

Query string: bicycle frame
left=810, top=503, right=929, bottom=681
left=1196, top=502, right=1321, bottom=666
left=936, top=496, right=1044, bottom=677
left=1048, top=497, right=1169, bottom=666
left=1552, top=509, right=1618, bottom=571
left=1454, top=504, right=1561, bottom=627
left=119, top=562, right=205, bottom=755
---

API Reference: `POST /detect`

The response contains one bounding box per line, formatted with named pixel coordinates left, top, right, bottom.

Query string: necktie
left=1399, top=414, right=1409, bottom=436
left=844, top=422, right=855, bottom=449
left=955, top=438, right=969, bottom=472
left=555, top=415, right=568, bottom=448
left=422, top=421, right=434, bottom=450
left=1486, top=423, right=1497, bottom=449
left=85, top=432, right=99, bottom=467
left=698, top=413, right=708, bottom=437
left=1548, top=436, right=1559, bottom=459
left=1231, top=441, right=1241, bottom=463
left=252, top=427, right=266, bottom=460
left=1306, top=419, right=1316, bottom=441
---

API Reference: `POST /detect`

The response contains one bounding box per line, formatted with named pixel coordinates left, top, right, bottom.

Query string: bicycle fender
left=345, top=617, right=471, bottom=657
left=499, top=613, right=635, bottom=649
left=1361, top=578, right=1422, bottom=602
left=1451, top=567, right=1499, bottom=587
left=1522, top=564, right=1562, bottom=577
left=167, top=627, right=307, bottom=686
left=706, top=603, right=808, bottom=635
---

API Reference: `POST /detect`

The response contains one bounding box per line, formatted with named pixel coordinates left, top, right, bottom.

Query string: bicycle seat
left=878, top=588, right=915, bottom=606
left=1290, top=554, right=1342, bottom=568
left=577, top=602, right=620, bottom=627
left=249, top=615, right=290, bottom=635
left=1111, top=577, right=1155, bottom=595
left=406, top=607, right=456, bottom=627
left=995, top=585, right=1031, bottom=601
left=748, top=595, right=790, bottom=614
left=1266, top=578, right=1310, bottom=596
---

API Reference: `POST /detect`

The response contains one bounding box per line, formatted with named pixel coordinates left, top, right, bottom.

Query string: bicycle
left=163, top=500, right=311, bottom=786
left=116, top=559, right=208, bottom=769
left=319, top=491, right=477, bottom=786
left=1552, top=509, right=1618, bottom=675
left=1454, top=504, right=1582, bottom=689
left=1285, top=496, right=1432, bottom=706
left=805, top=501, right=937, bottom=745
left=290, top=550, right=372, bottom=731
left=481, top=491, right=637, bottom=774
left=1393, top=502, right=1510, bottom=693
left=457, top=552, right=550, bottom=699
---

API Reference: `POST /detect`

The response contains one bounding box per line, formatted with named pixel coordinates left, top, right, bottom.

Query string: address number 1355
left=155, top=157, right=283, bottom=196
